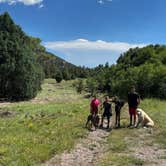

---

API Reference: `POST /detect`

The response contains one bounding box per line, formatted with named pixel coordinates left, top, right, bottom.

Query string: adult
left=128, top=86, right=140, bottom=127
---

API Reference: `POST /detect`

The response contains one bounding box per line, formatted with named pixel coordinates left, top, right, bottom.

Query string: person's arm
left=90, top=101, right=93, bottom=114
left=137, top=94, right=141, bottom=105
left=99, top=102, right=103, bottom=111
left=127, top=93, right=130, bottom=105
left=109, top=104, right=112, bottom=115
left=90, top=106, right=92, bottom=114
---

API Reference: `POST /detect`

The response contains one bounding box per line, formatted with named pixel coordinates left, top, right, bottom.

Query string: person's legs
left=94, top=114, right=100, bottom=128
left=118, top=111, right=121, bottom=127
left=85, top=114, right=92, bottom=127
left=100, top=115, right=104, bottom=127
left=134, top=113, right=136, bottom=126
left=115, top=111, right=118, bottom=126
left=128, top=114, right=132, bottom=127
left=129, top=108, right=137, bottom=126
left=132, top=108, right=137, bottom=126
left=107, top=115, right=110, bottom=128
left=129, top=108, right=132, bottom=126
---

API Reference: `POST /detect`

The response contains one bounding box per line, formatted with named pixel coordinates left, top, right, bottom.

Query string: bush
left=73, top=79, right=84, bottom=94
left=55, top=71, right=63, bottom=83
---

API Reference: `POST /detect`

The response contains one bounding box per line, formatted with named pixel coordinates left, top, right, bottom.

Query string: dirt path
left=0, top=102, right=12, bottom=107
left=125, top=128, right=166, bottom=166
left=41, top=126, right=111, bottom=166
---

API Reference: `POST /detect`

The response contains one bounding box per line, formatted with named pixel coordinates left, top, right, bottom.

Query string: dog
left=135, top=108, right=154, bottom=128
left=85, top=114, right=100, bottom=130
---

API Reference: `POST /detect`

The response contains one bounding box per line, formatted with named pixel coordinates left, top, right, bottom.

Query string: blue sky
left=0, top=0, right=166, bottom=67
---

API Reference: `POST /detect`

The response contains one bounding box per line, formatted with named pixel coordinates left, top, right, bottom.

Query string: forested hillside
left=86, top=45, right=166, bottom=99
left=37, top=51, right=90, bottom=80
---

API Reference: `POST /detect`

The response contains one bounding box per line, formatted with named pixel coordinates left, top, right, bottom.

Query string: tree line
left=0, top=12, right=165, bottom=101
left=82, top=45, right=166, bottom=99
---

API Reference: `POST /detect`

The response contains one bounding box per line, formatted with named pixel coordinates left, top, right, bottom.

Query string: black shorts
left=103, top=112, right=112, bottom=118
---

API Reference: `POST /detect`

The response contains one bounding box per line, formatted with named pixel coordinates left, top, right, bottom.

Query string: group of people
left=85, top=86, right=154, bottom=130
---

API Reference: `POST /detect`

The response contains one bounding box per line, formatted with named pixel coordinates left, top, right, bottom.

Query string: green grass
left=99, top=98, right=166, bottom=166
left=0, top=79, right=89, bottom=166
left=99, top=127, right=144, bottom=166
left=0, top=79, right=165, bottom=166
left=100, top=155, right=144, bottom=166
left=140, top=99, right=166, bottom=148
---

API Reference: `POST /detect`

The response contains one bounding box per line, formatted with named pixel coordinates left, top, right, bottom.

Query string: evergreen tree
left=0, top=12, right=44, bottom=100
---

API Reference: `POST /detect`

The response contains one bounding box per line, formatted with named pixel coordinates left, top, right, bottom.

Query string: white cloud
left=97, top=0, right=104, bottom=4
left=44, top=39, right=147, bottom=67
left=44, top=39, right=146, bottom=52
left=0, top=0, right=43, bottom=6
left=97, top=0, right=113, bottom=5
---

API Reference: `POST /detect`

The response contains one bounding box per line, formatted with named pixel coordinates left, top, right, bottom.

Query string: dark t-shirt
left=128, top=92, right=140, bottom=108
left=103, top=101, right=111, bottom=113
left=114, top=100, right=125, bottom=112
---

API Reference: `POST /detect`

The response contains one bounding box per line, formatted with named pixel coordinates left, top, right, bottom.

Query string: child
left=112, top=96, right=125, bottom=128
left=100, top=96, right=112, bottom=129
left=85, top=95, right=100, bottom=129
left=128, top=86, right=140, bottom=127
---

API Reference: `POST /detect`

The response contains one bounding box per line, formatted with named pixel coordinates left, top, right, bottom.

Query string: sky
left=0, top=0, right=166, bottom=67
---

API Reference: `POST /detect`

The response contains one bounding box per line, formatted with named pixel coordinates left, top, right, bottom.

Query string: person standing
left=112, top=96, right=125, bottom=128
left=128, top=86, right=140, bottom=127
left=100, top=96, right=112, bottom=129
left=85, top=95, right=100, bottom=128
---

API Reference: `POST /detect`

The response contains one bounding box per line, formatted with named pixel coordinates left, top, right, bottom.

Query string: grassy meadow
left=100, top=99, right=166, bottom=166
left=0, top=79, right=89, bottom=166
left=0, top=79, right=165, bottom=166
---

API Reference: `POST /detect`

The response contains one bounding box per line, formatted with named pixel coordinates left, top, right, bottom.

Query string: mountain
left=37, top=51, right=89, bottom=79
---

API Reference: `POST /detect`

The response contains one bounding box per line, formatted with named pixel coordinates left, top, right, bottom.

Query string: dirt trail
left=0, top=102, right=12, bottom=107
left=42, top=126, right=111, bottom=166
left=126, top=128, right=166, bottom=166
